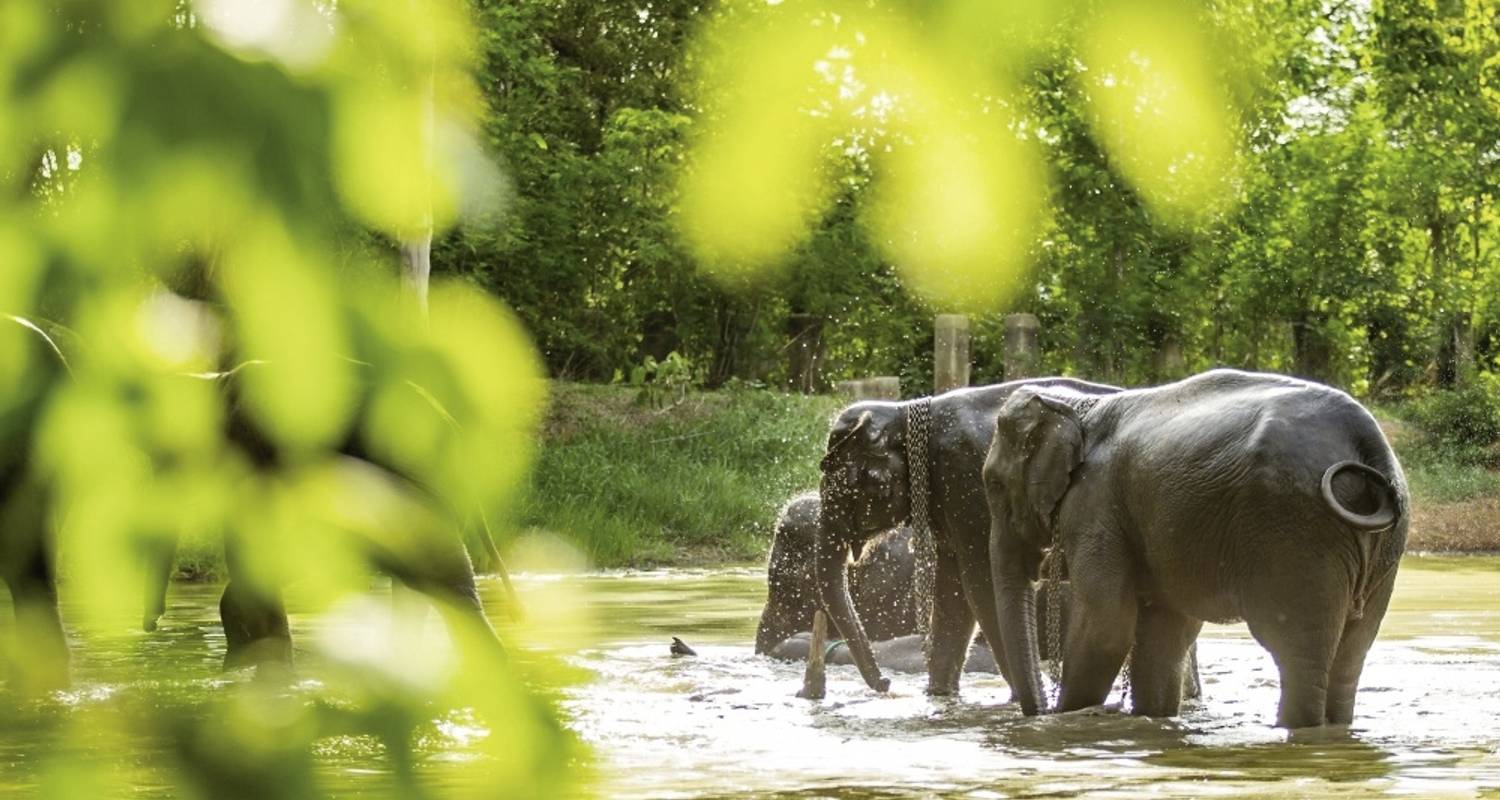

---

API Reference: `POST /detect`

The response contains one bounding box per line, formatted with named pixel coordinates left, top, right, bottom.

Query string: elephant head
left=983, top=388, right=1085, bottom=716
left=815, top=402, right=911, bottom=692
left=755, top=493, right=821, bottom=655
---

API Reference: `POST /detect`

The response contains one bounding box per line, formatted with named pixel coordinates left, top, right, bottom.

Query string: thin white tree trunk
left=400, top=9, right=436, bottom=313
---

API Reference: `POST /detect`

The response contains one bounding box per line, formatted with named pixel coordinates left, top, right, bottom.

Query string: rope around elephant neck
left=906, top=398, right=936, bottom=657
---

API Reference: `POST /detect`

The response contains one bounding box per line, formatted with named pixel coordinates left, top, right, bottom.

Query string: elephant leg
left=924, top=547, right=974, bottom=696
left=7, top=566, right=70, bottom=695
left=1183, top=641, right=1203, bottom=701
left=1246, top=594, right=1346, bottom=729
left=1127, top=602, right=1201, bottom=717
left=219, top=580, right=292, bottom=670
left=1056, top=532, right=1137, bottom=713
left=1325, top=568, right=1398, bottom=725
left=389, top=537, right=505, bottom=660
left=1, top=483, right=68, bottom=695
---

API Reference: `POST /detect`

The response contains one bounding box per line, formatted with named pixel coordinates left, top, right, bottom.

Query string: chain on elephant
left=1041, top=549, right=1132, bottom=710
left=906, top=398, right=937, bottom=658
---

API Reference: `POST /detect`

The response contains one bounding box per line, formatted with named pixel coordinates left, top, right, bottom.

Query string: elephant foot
left=925, top=680, right=960, bottom=697
left=223, top=636, right=293, bottom=672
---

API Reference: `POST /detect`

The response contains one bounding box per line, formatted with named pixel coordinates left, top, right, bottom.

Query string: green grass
left=1397, top=453, right=1500, bottom=505
left=513, top=383, right=842, bottom=567
left=157, top=390, right=1500, bottom=577
left=1370, top=405, right=1500, bottom=505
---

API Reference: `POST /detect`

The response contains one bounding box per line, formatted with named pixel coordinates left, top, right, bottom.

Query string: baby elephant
left=755, top=492, right=918, bottom=656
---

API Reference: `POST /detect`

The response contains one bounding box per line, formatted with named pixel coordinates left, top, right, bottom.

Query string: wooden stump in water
left=797, top=611, right=828, bottom=700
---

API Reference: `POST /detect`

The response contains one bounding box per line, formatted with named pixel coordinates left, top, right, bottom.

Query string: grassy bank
left=1373, top=413, right=1500, bottom=553
left=518, top=385, right=1500, bottom=566
left=168, top=384, right=1500, bottom=577
left=513, top=383, right=842, bottom=567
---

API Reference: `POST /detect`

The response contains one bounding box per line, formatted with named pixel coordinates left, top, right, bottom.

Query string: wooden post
left=934, top=314, right=970, bottom=393
left=797, top=610, right=828, bottom=700
left=1003, top=313, right=1040, bottom=381
left=834, top=377, right=900, bottom=401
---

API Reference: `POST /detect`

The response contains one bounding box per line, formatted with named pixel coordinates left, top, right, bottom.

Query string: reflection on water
left=0, top=556, right=1496, bottom=797
left=561, top=556, right=1500, bottom=798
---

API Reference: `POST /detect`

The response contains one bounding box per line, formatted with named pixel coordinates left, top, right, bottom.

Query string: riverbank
left=512, top=383, right=841, bottom=567
left=1373, top=414, right=1500, bottom=553
left=518, top=385, right=1500, bottom=567
left=172, top=383, right=1500, bottom=576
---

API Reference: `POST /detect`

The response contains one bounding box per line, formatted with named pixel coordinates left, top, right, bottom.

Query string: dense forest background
left=441, top=0, right=1498, bottom=398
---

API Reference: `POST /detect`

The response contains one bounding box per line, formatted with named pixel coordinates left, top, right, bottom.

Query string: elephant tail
left=1320, top=460, right=1400, bottom=533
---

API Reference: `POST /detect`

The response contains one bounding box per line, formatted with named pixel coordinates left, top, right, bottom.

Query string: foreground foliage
left=2, top=2, right=583, bottom=797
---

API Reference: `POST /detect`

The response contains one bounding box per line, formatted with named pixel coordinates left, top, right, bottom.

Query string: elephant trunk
left=996, top=555, right=1047, bottom=716
left=815, top=532, right=888, bottom=692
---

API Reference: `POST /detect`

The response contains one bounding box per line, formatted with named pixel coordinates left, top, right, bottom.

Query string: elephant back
left=849, top=524, right=920, bottom=640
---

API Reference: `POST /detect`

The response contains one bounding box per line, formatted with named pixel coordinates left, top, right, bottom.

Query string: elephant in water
left=985, top=369, right=1407, bottom=728
left=770, top=631, right=1000, bottom=674
left=755, top=492, right=918, bottom=656
left=814, top=378, right=1120, bottom=695
left=0, top=317, right=71, bottom=695
left=754, top=491, right=1023, bottom=680
left=153, top=361, right=513, bottom=670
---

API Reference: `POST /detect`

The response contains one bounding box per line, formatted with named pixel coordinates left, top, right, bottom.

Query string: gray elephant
left=770, top=631, right=1001, bottom=674
left=0, top=316, right=71, bottom=695
left=816, top=378, right=1121, bottom=695
left=757, top=492, right=1068, bottom=680
left=146, top=361, right=515, bottom=671
left=755, top=492, right=918, bottom=656
left=984, top=369, right=1407, bottom=728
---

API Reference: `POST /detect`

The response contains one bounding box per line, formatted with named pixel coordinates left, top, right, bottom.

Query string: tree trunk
left=1292, top=313, right=1334, bottom=384
left=786, top=313, right=826, bottom=393
left=400, top=17, right=437, bottom=312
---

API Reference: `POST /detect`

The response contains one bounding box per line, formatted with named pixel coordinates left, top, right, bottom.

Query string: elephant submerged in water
left=755, top=492, right=918, bottom=656
left=755, top=491, right=1001, bottom=674
left=984, top=369, right=1407, bottom=728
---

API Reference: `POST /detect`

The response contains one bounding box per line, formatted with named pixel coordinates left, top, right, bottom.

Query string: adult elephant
left=816, top=377, right=1120, bottom=695
left=0, top=316, right=71, bottom=695
left=143, top=361, right=517, bottom=670
left=755, top=492, right=917, bottom=656
left=985, top=369, right=1407, bottom=728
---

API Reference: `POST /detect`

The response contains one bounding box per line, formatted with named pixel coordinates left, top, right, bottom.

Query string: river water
left=562, top=555, right=1500, bottom=798
left=0, top=555, right=1497, bottom=797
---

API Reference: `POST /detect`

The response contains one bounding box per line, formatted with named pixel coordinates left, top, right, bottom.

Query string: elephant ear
left=1022, top=394, right=1085, bottom=532
left=820, top=409, right=872, bottom=471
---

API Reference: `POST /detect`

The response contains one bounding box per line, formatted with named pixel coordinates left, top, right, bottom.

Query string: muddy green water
left=2, top=555, right=1498, bottom=797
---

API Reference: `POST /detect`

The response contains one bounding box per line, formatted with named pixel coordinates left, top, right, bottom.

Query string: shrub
left=1402, top=378, right=1500, bottom=465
